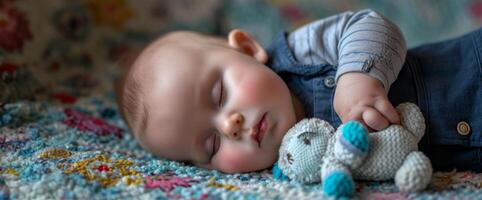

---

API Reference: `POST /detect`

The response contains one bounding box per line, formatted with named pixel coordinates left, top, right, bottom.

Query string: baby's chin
left=217, top=164, right=273, bottom=174
left=215, top=155, right=278, bottom=173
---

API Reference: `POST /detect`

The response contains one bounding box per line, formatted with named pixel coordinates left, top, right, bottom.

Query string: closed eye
left=210, top=133, right=220, bottom=160
left=217, top=79, right=224, bottom=107
left=211, top=78, right=225, bottom=108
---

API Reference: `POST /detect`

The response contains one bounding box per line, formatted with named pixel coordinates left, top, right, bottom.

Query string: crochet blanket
left=1, top=100, right=482, bottom=199
left=1, top=0, right=482, bottom=199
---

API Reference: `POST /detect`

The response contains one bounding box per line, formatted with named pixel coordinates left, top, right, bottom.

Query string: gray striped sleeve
left=288, top=9, right=407, bottom=93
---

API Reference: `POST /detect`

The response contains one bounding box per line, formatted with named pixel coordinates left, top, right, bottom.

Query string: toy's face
left=277, top=118, right=334, bottom=183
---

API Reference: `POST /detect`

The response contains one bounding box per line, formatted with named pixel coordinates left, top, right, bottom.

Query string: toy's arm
left=321, top=121, right=370, bottom=198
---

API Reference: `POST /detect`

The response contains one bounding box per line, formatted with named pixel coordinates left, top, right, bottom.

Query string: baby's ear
left=228, top=29, right=268, bottom=64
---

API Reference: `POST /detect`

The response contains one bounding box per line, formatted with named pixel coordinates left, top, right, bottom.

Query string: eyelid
left=211, top=79, right=221, bottom=107
left=211, top=76, right=225, bottom=108
left=205, top=131, right=220, bottom=161
left=204, top=133, right=214, bottom=158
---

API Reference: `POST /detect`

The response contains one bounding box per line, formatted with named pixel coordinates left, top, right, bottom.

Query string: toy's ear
left=397, top=103, right=426, bottom=141
left=287, top=118, right=335, bottom=139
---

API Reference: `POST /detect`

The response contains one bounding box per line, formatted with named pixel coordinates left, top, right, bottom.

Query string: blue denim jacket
left=266, top=29, right=482, bottom=171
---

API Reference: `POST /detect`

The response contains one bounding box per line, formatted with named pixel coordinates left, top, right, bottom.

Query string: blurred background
left=1, top=0, right=482, bottom=105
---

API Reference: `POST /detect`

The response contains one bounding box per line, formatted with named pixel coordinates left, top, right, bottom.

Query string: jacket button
left=324, top=76, right=336, bottom=88
left=456, top=121, right=471, bottom=136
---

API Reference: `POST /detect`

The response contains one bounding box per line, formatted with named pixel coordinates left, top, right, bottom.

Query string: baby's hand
left=334, top=73, right=400, bottom=131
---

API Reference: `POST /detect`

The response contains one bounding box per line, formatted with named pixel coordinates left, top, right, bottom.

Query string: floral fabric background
left=1, top=0, right=482, bottom=199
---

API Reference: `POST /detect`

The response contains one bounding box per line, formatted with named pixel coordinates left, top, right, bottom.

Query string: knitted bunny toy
left=272, top=103, right=432, bottom=198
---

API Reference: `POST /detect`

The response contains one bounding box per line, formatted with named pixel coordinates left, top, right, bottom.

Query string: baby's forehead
left=130, top=43, right=197, bottom=83
left=132, top=34, right=229, bottom=87
left=134, top=46, right=204, bottom=134
left=139, top=32, right=227, bottom=62
left=139, top=85, right=202, bottom=162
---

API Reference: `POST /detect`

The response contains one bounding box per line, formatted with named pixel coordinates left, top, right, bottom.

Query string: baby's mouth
left=252, top=113, right=268, bottom=147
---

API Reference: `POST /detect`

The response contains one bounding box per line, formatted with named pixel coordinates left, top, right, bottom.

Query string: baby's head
left=118, top=30, right=303, bottom=173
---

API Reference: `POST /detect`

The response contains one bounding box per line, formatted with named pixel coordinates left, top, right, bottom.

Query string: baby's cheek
left=236, top=79, right=270, bottom=106
left=215, top=150, right=252, bottom=173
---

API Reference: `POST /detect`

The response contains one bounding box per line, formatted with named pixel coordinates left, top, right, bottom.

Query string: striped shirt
left=287, top=9, right=407, bottom=93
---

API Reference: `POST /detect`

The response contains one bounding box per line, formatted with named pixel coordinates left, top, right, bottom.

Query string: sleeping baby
left=116, top=9, right=481, bottom=174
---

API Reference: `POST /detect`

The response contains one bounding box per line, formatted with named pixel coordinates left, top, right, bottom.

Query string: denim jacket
left=266, top=29, right=482, bottom=171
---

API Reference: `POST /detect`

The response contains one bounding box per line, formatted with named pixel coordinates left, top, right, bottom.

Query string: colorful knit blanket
left=1, top=99, right=482, bottom=199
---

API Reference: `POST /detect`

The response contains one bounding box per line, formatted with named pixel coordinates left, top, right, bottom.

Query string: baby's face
left=133, top=31, right=300, bottom=173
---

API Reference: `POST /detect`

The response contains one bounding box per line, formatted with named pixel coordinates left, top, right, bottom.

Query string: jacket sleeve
left=287, top=9, right=407, bottom=93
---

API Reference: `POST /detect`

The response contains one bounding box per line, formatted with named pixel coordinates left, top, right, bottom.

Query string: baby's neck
left=291, top=93, right=305, bottom=122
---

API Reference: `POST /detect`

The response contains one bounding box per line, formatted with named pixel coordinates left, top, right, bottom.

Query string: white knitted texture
left=320, top=137, right=339, bottom=180
left=321, top=155, right=353, bottom=181
left=395, top=151, right=433, bottom=192
left=352, top=126, right=419, bottom=180
left=278, top=103, right=433, bottom=192
left=332, top=127, right=367, bottom=169
left=398, top=103, right=426, bottom=142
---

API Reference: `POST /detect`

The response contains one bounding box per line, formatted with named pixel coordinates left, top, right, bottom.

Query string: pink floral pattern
left=63, top=108, right=123, bottom=138
left=145, top=173, right=197, bottom=192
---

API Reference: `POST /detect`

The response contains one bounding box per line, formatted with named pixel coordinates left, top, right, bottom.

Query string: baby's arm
left=288, top=10, right=406, bottom=130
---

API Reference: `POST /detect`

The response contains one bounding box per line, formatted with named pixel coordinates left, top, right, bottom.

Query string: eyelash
left=210, top=133, right=218, bottom=160
left=217, top=79, right=224, bottom=108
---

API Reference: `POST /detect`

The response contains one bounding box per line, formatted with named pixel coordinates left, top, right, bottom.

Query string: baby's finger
left=342, top=107, right=371, bottom=131
left=362, top=108, right=389, bottom=131
left=342, top=106, right=364, bottom=123
left=374, top=98, right=400, bottom=124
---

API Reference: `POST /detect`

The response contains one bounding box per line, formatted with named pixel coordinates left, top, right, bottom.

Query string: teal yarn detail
left=272, top=162, right=289, bottom=180
left=323, top=172, right=354, bottom=198
left=342, top=121, right=369, bottom=153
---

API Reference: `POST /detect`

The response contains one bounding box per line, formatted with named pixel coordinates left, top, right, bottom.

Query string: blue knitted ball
left=341, top=121, right=369, bottom=153
left=323, top=171, right=354, bottom=197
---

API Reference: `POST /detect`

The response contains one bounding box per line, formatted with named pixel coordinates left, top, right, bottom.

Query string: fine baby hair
left=272, top=103, right=433, bottom=198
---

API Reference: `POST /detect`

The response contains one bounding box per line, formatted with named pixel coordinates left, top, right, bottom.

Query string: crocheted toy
left=272, top=103, right=432, bottom=198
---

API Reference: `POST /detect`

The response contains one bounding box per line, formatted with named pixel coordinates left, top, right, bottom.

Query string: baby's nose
left=222, top=112, right=244, bottom=140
